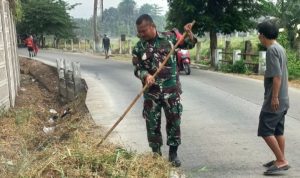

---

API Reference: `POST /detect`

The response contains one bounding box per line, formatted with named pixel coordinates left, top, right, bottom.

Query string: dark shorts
left=104, top=47, right=109, bottom=52
left=257, top=110, right=287, bottom=137
left=28, top=47, right=33, bottom=51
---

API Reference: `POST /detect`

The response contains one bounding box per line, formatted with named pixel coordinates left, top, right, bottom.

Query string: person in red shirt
left=24, top=35, right=34, bottom=57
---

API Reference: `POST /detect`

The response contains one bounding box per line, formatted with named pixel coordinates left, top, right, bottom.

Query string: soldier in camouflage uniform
left=132, top=14, right=197, bottom=167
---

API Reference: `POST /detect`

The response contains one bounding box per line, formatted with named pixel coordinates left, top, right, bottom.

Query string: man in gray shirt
left=257, top=21, right=290, bottom=175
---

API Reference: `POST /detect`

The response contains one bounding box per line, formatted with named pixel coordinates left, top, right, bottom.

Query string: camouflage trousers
left=143, top=95, right=183, bottom=148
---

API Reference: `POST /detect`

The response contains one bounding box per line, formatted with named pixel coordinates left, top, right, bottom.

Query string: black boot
left=169, top=145, right=181, bottom=167
left=151, top=146, right=162, bottom=156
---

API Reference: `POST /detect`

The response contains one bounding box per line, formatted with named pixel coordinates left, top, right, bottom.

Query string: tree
left=100, top=7, right=120, bottom=36
left=73, top=18, right=93, bottom=39
left=139, top=3, right=166, bottom=32
left=261, top=0, right=300, bottom=49
left=167, top=0, right=266, bottom=67
left=8, top=0, right=22, bottom=20
left=118, top=0, right=137, bottom=35
left=72, top=1, right=166, bottom=38
left=17, top=0, right=76, bottom=47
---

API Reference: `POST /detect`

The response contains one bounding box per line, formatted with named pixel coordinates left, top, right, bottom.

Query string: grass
left=0, top=83, right=173, bottom=178
left=0, top=100, right=172, bottom=177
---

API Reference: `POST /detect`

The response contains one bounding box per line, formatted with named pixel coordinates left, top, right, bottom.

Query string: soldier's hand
left=184, top=23, right=194, bottom=41
left=184, top=23, right=193, bottom=33
left=145, top=74, right=155, bottom=86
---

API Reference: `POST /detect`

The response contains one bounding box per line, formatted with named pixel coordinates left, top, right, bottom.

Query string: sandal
left=264, top=164, right=291, bottom=175
left=263, top=160, right=275, bottom=167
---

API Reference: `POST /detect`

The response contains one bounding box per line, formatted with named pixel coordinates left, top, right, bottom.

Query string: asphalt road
left=19, top=49, right=300, bottom=177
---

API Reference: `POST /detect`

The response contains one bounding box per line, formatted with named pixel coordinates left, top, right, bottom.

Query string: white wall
left=0, top=0, right=20, bottom=109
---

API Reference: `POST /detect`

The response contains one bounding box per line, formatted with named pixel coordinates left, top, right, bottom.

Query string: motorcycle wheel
left=183, top=63, right=191, bottom=75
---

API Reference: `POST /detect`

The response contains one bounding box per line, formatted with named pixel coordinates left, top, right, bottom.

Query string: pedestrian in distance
left=102, top=34, right=110, bottom=59
left=257, top=21, right=290, bottom=175
left=24, top=35, right=34, bottom=58
left=132, top=14, right=197, bottom=167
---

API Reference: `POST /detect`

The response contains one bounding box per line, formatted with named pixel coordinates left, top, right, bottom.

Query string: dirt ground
left=0, top=58, right=172, bottom=178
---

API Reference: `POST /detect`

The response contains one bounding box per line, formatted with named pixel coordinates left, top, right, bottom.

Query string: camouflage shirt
left=132, top=30, right=197, bottom=99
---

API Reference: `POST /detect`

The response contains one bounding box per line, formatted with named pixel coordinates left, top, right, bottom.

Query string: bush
left=287, top=50, right=300, bottom=80
left=278, top=31, right=290, bottom=50
left=198, top=59, right=211, bottom=65
left=232, top=60, right=247, bottom=73
left=257, top=43, right=267, bottom=51
left=220, top=63, right=233, bottom=73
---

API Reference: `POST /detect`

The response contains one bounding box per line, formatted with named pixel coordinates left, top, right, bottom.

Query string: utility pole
left=93, top=0, right=100, bottom=52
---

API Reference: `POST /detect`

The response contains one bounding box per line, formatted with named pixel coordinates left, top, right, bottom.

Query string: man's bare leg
left=263, top=136, right=288, bottom=167
left=276, top=135, right=285, bottom=157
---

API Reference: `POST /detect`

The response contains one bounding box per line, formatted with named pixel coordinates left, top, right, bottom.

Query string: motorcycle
left=176, top=48, right=191, bottom=75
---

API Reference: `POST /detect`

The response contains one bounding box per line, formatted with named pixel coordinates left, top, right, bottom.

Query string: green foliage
left=0, top=108, right=32, bottom=125
left=220, top=63, right=233, bottom=73
left=167, top=0, right=267, bottom=66
left=8, top=0, right=23, bottom=21
left=245, top=69, right=254, bottom=76
left=17, top=0, right=76, bottom=39
left=287, top=50, right=300, bottom=80
left=277, top=31, right=290, bottom=50
left=262, top=0, right=300, bottom=48
left=167, top=0, right=265, bottom=35
left=138, top=3, right=166, bottom=32
left=257, top=43, right=267, bottom=51
left=198, top=59, right=211, bottom=66
left=15, top=109, right=32, bottom=125
left=220, top=60, right=247, bottom=74
left=73, top=18, right=93, bottom=39
left=232, top=60, right=246, bottom=74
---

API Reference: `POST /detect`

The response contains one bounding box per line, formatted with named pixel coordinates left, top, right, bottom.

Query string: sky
left=66, top=0, right=169, bottom=19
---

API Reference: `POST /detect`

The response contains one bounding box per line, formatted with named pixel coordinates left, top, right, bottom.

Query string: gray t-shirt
left=262, top=42, right=289, bottom=113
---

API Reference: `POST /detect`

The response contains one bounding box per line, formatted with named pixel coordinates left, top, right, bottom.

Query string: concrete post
left=64, top=40, right=67, bottom=49
left=71, top=39, right=74, bottom=51
left=57, top=59, right=67, bottom=101
left=234, top=31, right=238, bottom=37
left=225, top=41, right=231, bottom=61
left=233, top=50, right=241, bottom=63
left=72, top=62, right=81, bottom=96
left=78, top=40, right=81, bottom=51
left=128, top=40, right=132, bottom=54
left=215, top=49, right=222, bottom=69
left=195, top=41, right=201, bottom=62
left=64, top=59, right=75, bottom=101
left=119, top=39, right=122, bottom=54
left=93, top=41, right=96, bottom=52
left=244, top=40, right=252, bottom=60
left=258, top=51, right=266, bottom=75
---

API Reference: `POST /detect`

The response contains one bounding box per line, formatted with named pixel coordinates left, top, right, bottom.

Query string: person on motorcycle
left=173, top=29, right=192, bottom=75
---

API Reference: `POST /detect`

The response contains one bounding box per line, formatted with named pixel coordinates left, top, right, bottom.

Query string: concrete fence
left=215, top=49, right=266, bottom=74
left=0, top=0, right=20, bottom=109
left=57, top=58, right=82, bottom=103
